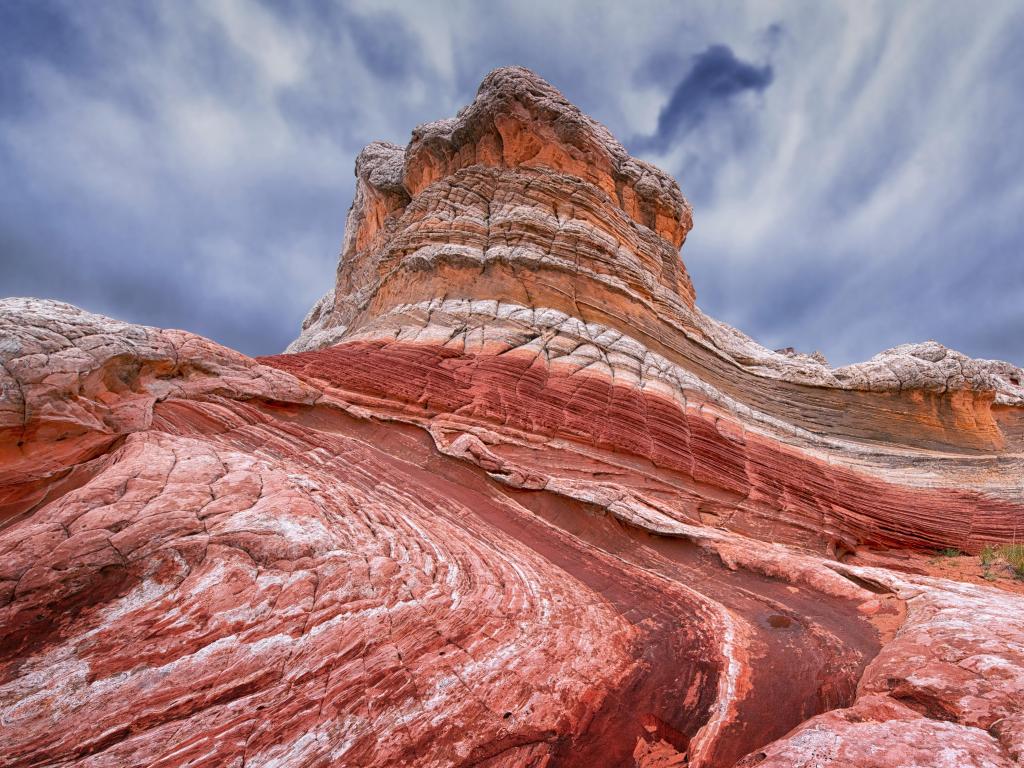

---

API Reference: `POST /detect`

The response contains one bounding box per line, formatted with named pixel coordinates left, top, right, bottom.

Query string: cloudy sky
left=2, top=1, right=1022, bottom=365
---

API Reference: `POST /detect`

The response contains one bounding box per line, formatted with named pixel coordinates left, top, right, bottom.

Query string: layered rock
left=1, top=67, right=1022, bottom=767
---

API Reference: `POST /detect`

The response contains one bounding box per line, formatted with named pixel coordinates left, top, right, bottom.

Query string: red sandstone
left=1, top=67, right=1022, bottom=767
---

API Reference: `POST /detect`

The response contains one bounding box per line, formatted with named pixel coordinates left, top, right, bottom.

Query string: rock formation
left=1, top=66, right=1022, bottom=767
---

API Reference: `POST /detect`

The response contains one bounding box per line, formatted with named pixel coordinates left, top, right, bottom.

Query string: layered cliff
left=1, top=67, right=1022, bottom=767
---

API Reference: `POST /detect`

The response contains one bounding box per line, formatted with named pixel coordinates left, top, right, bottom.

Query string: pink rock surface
left=1, top=67, right=1022, bottom=767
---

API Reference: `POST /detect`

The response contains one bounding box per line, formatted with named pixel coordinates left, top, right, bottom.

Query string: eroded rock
left=1, top=66, right=1022, bottom=767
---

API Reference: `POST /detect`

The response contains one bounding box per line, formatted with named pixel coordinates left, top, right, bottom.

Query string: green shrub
left=979, top=544, right=1024, bottom=581
left=980, top=545, right=997, bottom=566
left=1001, top=544, right=1024, bottom=578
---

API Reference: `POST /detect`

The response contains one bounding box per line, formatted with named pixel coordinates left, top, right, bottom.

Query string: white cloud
left=1, top=0, right=1021, bottom=363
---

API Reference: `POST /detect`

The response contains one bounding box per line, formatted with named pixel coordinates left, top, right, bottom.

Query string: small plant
left=978, top=543, right=1024, bottom=582
left=935, top=547, right=962, bottom=558
left=1001, top=544, right=1024, bottom=579
left=980, top=545, right=997, bottom=567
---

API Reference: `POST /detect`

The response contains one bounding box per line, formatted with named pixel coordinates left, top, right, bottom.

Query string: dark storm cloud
left=0, top=1, right=1022, bottom=367
left=639, top=44, right=773, bottom=152
left=0, top=0, right=381, bottom=355
left=0, top=3, right=88, bottom=111
left=344, top=10, right=423, bottom=79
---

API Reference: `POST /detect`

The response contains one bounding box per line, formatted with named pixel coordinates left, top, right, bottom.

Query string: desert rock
left=1, top=67, right=1022, bottom=767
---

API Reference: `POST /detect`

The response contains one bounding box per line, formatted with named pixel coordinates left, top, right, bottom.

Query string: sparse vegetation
left=1002, top=544, right=1024, bottom=579
left=980, top=545, right=997, bottom=567
left=977, top=543, right=1024, bottom=581
left=935, top=547, right=962, bottom=558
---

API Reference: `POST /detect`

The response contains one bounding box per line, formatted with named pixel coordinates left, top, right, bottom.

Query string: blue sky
left=1, top=1, right=1022, bottom=365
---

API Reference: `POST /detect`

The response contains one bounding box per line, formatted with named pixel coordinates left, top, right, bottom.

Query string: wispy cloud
left=0, top=0, right=433, bottom=353
left=1, top=0, right=1021, bottom=365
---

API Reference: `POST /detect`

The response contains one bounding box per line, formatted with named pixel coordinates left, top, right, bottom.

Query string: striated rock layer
left=2, top=67, right=1023, bottom=767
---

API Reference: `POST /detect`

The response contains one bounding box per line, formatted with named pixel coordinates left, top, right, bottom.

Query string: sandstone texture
left=1, top=67, right=1022, bottom=767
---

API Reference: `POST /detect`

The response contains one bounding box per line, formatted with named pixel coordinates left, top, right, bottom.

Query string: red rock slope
left=1, top=67, right=1023, bottom=767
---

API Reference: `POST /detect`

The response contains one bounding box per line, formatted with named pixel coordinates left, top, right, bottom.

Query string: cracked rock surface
left=1, top=67, right=1022, bottom=767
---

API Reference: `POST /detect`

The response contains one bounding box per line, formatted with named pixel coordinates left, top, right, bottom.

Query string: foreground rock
left=1, top=67, right=1022, bottom=767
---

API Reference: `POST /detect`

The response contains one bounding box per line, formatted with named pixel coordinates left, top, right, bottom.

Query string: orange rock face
left=1, top=67, right=1022, bottom=767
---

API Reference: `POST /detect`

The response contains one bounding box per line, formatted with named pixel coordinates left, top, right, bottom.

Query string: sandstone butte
left=1, top=66, right=1023, bottom=768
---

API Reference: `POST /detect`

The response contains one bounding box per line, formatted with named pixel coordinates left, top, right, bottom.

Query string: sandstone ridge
left=1, top=67, right=1022, bottom=768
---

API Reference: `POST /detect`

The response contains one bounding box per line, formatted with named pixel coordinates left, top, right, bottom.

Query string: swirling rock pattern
left=1, top=68, right=1022, bottom=767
